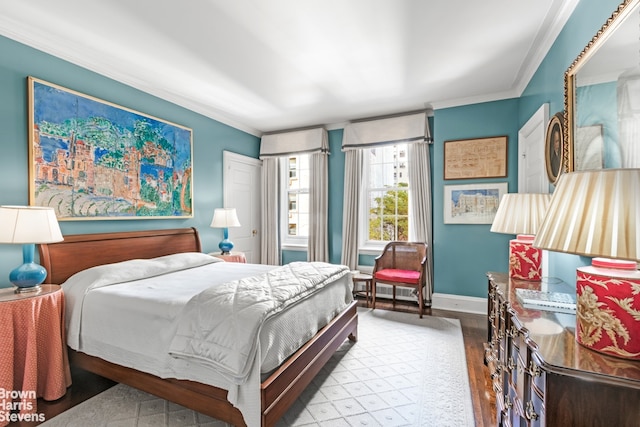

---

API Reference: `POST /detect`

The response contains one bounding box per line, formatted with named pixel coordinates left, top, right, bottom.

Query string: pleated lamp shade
left=490, top=193, right=552, bottom=236
left=490, top=193, right=552, bottom=281
left=532, top=169, right=640, bottom=262
left=532, top=169, right=640, bottom=360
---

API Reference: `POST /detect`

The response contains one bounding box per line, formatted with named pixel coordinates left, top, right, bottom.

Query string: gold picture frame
left=443, top=136, right=508, bottom=180
left=545, top=112, right=565, bottom=184
left=28, top=77, right=194, bottom=220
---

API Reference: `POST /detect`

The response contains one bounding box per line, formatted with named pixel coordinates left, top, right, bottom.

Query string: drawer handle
left=508, top=324, right=518, bottom=338
left=504, top=394, right=513, bottom=409
left=526, top=401, right=539, bottom=420
left=529, top=360, right=542, bottom=377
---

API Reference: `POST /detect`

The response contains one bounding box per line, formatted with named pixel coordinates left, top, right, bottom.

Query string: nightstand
left=351, top=272, right=372, bottom=307
left=0, top=285, right=71, bottom=425
left=208, top=252, right=247, bottom=263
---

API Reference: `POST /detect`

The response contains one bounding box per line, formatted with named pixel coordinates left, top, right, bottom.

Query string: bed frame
left=38, top=227, right=358, bottom=427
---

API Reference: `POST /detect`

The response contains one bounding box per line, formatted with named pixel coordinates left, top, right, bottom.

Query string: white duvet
left=169, top=261, right=350, bottom=383
left=61, top=252, right=353, bottom=427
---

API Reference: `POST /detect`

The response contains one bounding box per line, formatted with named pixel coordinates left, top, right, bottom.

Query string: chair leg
left=418, top=285, right=423, bottom=318
left=372, top=278, right=376, bottom=310
left=392, top=286, right=396, bottom=305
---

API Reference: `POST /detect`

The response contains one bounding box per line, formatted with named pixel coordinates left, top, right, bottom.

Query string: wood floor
left=12, top=297, right=495, bottom=426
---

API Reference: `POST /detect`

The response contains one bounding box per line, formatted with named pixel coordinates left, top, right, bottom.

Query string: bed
left=38, top=227, right=358, bottom=427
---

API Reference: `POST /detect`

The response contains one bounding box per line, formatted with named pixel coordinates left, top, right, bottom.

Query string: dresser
left=485, top=272, right=640, bottom=427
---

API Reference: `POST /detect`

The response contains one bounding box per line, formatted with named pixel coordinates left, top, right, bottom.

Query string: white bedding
left=61, top=252, right=353, bottom=427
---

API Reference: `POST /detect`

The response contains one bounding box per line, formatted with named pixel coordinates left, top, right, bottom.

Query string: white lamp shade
left=0, top=205, right=63, bottom=244
left=490, top=193, right=551, bottom=235
left=210, top=208, right=241, bottom=228
left=533, top=169, right=640, bottom=262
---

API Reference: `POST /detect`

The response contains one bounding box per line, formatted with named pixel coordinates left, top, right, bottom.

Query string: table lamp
left=533, top=169, right=640, bottom=359
left=210, top=207, right=241, bottom=255
left=490, top=193, right=551, bottom=281
left=0, top=205, right=63, bottom=293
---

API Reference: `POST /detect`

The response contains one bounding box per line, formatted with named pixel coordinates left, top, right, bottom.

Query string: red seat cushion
left=374, top=269, right=421, bottom=284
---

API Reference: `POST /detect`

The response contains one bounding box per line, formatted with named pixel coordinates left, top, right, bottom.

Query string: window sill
left=281, top=243, right=307, bottom=252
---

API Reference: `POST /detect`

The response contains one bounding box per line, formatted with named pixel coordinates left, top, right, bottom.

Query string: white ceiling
left=0, top=0, right=579, bottom=136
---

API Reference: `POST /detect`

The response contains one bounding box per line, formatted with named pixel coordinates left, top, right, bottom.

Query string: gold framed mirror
left=564, top=0, right=640, bottom=172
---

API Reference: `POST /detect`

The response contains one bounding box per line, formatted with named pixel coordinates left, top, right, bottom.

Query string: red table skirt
left=0, top=286, right=71, bottom=425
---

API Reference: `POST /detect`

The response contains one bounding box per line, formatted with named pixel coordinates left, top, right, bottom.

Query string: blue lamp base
left=10, top=244, right=47, bottom=293
left=218, top=227, right=234, bottom=255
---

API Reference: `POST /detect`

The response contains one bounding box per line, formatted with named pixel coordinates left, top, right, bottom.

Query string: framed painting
left=444, top=136, right=508, bottom=180
left=545, top=112, right=564, bottom=184
left=444, top=182, right=507, bottom=224
left=28, top=77, right=193, bottom=220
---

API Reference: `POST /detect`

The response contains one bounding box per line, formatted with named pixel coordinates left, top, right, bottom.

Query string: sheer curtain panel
left=260, top=158, right=280, bottom=265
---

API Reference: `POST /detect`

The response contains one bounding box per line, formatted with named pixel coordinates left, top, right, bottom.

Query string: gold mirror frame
left=564, top=0, right=639, bottom=173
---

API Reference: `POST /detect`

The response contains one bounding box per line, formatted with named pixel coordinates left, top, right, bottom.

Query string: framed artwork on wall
left=443, top=136, right=508, bottom=180
left=28, top=77, right=194, bottom=220
left=545, top=112, right=564, bottom=184
left=444, top=182, right=507, bottom=224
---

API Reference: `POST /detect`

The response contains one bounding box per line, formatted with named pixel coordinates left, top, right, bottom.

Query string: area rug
left=41, top=308, right=474, bottom=427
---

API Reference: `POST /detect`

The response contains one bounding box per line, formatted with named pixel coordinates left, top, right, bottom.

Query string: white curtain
left=260, top=127, right=329, bottom=262
left=340, top=149, right=362, bottom=270
left=260, top=157, right=280, bottom=265
left=308, top=145, right=329, bottom=262
left=408, top=140, right=434, bottom=303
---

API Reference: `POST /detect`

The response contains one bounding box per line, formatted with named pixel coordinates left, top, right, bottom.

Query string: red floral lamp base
left=576, top=258, right=640, bottom=360
left=509, top=235, right=542, bottom=281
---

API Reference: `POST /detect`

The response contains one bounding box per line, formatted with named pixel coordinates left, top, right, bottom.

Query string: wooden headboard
left=38, top=227, right=202, bottom=284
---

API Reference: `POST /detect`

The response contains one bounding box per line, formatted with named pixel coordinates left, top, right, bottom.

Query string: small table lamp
left=0, top=206, right=63, bottom=293
left=533, top=169, right=640, bottom=359
left=210, top=207, right=241, bottom=255
left=490, top=193, right=551, bottom=281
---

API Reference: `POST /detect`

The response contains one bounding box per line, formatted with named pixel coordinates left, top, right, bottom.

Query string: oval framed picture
left=545, top=112, right=564, bottom=184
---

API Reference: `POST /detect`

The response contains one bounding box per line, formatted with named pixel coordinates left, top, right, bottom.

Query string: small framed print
left=444, top=182, right=507, bottom=224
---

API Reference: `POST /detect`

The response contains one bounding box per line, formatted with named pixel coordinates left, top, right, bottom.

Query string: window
left=281, top=154, right=310, bottom=247
left=362, top=144, right=410, bottom=248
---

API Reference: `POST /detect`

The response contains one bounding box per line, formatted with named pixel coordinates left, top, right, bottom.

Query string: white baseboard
left=431, top=293, right=487, bottom=315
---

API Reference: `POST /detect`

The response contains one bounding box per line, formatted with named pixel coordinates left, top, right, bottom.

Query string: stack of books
left=515, top=288, right=576, bottom=314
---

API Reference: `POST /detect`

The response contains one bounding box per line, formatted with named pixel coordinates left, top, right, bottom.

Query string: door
left=223, top=151, right=261, bottom=263
left=518, top=104, right=550, bottom=278
left=518, top=104, right=549, bottom=193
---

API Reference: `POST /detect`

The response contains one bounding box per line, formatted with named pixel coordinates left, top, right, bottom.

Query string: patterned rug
left=41, top=308, right=474, bottom=427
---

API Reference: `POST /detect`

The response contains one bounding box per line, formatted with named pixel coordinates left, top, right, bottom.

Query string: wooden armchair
left=372, top=241, right=429, bottom=318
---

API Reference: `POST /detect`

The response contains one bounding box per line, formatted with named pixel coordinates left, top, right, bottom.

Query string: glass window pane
left=364, top=144, right=410, bottom=244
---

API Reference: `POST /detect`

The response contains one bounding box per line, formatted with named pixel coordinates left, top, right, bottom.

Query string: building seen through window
left=285, top=154, right=310, bottom=239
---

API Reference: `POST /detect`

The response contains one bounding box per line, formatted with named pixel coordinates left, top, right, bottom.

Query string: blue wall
left=0, top=35, right=260, bottom=287
left=577, top=82, right=620, bottom=167
left=0, top=0, right=624, bottom=293
left=432, top=99, right=520, bottom=297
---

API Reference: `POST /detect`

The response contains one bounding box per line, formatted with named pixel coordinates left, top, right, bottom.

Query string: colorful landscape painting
left=28, top=77, right=193, bottom=220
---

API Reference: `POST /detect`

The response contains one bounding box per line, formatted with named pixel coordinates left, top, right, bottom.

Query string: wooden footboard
left=69, top=301, right=358, bottom=426
left=38, top=228, right=358, bottom=427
